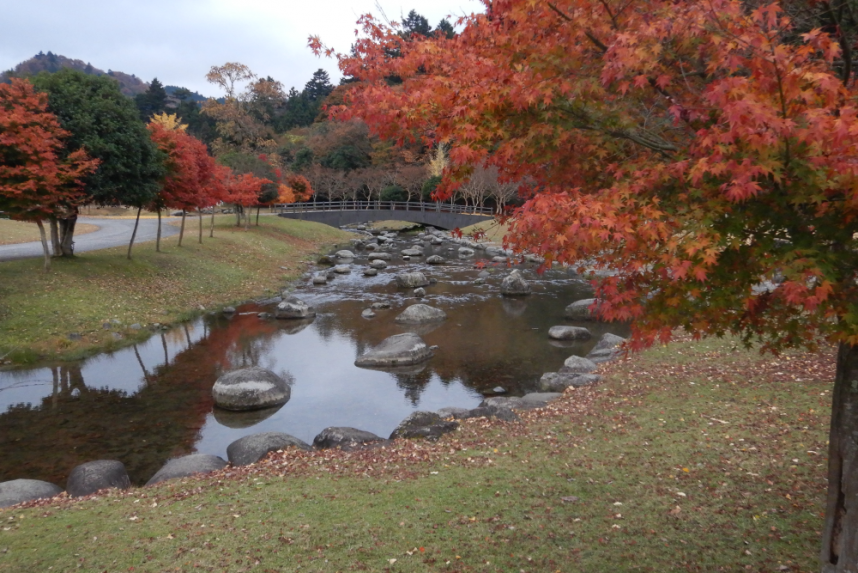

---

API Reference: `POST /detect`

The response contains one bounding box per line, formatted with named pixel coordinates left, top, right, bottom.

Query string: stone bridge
left=276, top=201, right=494, bottom=230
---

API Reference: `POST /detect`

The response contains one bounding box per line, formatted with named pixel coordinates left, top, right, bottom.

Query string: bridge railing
left=275, top=201, right=494, bottom=216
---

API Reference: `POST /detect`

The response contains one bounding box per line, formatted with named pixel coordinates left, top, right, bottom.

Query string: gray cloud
left=1, top=0, right=477, bottom=96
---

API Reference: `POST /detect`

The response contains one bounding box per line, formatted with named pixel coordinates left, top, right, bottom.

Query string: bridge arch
left=277, top=201, right=494, bottom=230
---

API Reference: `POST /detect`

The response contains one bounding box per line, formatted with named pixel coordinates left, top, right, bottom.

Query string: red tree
left=0, top=78, right=97, bottom=270
left=317, top=1, right=858, bottom=567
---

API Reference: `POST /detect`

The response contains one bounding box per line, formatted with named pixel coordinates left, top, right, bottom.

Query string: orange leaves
left=0, top=78, right=97, bottom=221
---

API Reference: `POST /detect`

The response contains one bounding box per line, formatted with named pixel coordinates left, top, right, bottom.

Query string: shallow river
left=0, top=229, right=629, bottom=485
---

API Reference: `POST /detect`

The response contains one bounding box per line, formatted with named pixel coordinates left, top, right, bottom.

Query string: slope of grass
left=0, top=216, right=349, bottom=364
left=0, top=335, right=833, bottom=572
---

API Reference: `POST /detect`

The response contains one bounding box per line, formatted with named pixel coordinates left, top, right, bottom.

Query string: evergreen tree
left=402, top=10, right=431, bottom=38
left=436, top=19, right=455, bottom=39
left=303, top=69, right=334, bottom=101
left=31, top=68, right=165, bottom=254
left=135, top=77, right=167, bottom=121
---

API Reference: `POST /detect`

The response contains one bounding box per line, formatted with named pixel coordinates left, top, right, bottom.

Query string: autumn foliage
left=0, top=78, right=97, bottom=222
left=321, top=0, right=858, bottom=351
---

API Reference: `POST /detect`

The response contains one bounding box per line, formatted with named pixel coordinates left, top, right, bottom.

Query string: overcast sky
left=1, top=0, right=480, bottom=97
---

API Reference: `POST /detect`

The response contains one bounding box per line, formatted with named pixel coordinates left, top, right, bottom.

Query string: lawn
left=0, top=334, right=832, bottom=572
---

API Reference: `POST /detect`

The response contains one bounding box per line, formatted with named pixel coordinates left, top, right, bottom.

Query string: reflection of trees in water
left=0, top=309, right=284, bottom=486
left=390, top=365, right=433, bottom=405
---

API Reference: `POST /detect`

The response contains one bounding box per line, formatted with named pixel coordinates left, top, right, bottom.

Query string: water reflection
left=0, top=235, right=630, bottom=485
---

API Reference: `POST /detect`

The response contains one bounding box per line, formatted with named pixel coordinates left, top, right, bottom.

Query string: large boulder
left=369, top=259, right=388, bottom=269
left=370, top=252, right=393, bottom=261
left=401, top=248, right=424, bottom=257
left=396, top=272, right=430, bottom=288
left=66, top=460, right=130, bottom=497
left=274, top=298, right=316, bottom=319
left=364, top=268, right=378, bottom=277
left=537, top=372, right=601, bottom=392
left=212, top=367, right=291, bottom=411
left=226, top=432, right=312, bottom=466
left=335, top=250, right=356, bottom=259
left=395, top=304, right=447, bottom=324
left=313, top=427, right=384, bottom=450
left=501, top=269, right=531, bottom=296
left=548, top=326, right=591, bottom=341
left=0, top=479, right=63, bottom=508
left=586, top=333, right=627, bottom=363
left=333, top=265, right=351, bottom=274
left=355, top=333, right=434, bottom=367
left=560, top=355, right=598, bottom=374
left=146, top=454, right=228, bottom=486
left=389, top=411, right=459, bottom=440
left=564, top=298, right=600, bottom=321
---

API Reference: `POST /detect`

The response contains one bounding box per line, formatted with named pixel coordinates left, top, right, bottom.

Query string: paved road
left=0, top=217, right=181, bottom=261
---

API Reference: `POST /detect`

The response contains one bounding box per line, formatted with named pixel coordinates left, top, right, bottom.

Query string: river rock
left=212, top=367, right=291, bottom=411
left=226, top=432, right=312, bottom=466
left=492, top=256, right=508, bottom=263
left=396, top=272, right=430, bottom=288
left=355, top=333, right=434, bottom=367
left=437, top=406, right=470, bottom=419
left=480, top=392, right=563, bottom=411
left=317, top=255, right=335, bottom=265
left=395, top=304, right=446, bottom=324
left=326, top=269, right=337, bottom=280
left=458, top=247, right=475, bottom=256
left=0, top=479, right=63, bottom=508
left=548, top=326, right=592, bottom=341
left=222, top=306, right=236, bottom=315
left=524, top=254, right=545, bottom=264
left=335, top=250, right=356, bottom=259
left=371, top=251, right=392, bottom=261
left=560, top=355, right=598, bottom=374
left=413, top=287, right=425, bottom=298
left=586, top=333, right=627, bottom=363
left=365, top=243, right=378, bottom=251
left=537, top=372, right=601, bottom=392
left=275, top=298, right=316, bottom=319
left=333, top=265, right=351, bottom=274
left=362, top=308, right=376, bottom=319
left=364, top=268, right=378, bottom=276
left=389, top=411, right=459, bottom=440
left=478, top=270, right=491, bottom=278
left=501, top=269, right=531, bottom=296
left=66, top=460, right=131, bottom=497
left=371, top=301, right=391, bottom=310
left=431, top=237, right=443, bottom=245
left=146, top=454, right=228, bottom=486
left=461, top=405, right=520, bottom=422
left=485, top=246, right=504, bottom=257
left=369, top=259, right=388, bottom=269
left=426, top=255, right=445, bottom=264
left=401, top=248, right=424, bottom=256
left=564, top=298, right=600, bottom=321
left=312, top=274, right=327, bottom=285
left=313, top=427, right=385, bottom=450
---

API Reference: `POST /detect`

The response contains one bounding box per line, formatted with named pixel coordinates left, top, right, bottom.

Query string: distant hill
left=1, top=52, right=149, bottom=97
left=164, top=85, right=209, bottom=103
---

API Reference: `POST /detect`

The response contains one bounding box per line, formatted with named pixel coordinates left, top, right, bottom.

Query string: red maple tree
left=315, top=1, right=858, bottom=567
left=0, top=78, right=98, bottom=270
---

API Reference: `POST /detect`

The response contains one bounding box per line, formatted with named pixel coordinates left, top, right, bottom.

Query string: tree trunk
left=821, top=342, right=858, bottom=571
left=58, top=213, right=77, bottom=257
left=156, top=208, right=162, bottom=252
left=35, top=219, right=51, bottom=272
left=198, top=210, right=203, bottom=243
left=256, top=206, right=261, bottom=226
left=49, top=217, right=60, bottom=256
left=127, top=206, right=142, bottom=260
left=210, top=208, right=215, bottom=238
left=178, top=210, right=186, bottom=247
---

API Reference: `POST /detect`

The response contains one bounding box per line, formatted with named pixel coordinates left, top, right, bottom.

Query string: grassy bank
left=0, top=335, right=832, bottom=571
left=0, top=216, right=350, bottom=364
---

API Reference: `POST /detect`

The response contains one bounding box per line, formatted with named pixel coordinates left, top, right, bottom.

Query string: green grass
left=0, top=335, right=833, bottom=571
left=0, top=216, right=349, bottom=364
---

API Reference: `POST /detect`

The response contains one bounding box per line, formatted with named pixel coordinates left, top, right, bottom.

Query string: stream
left=0, top=227, right=630, bottom=486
